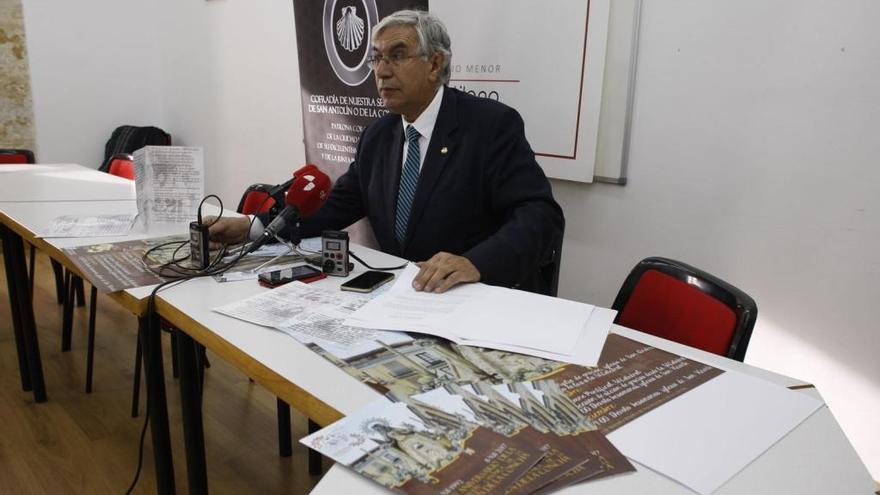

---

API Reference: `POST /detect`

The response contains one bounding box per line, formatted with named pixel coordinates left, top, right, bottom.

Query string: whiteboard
left=433, top=0, right=641, bottom=184
left=433, top=0, right=609, bottom=183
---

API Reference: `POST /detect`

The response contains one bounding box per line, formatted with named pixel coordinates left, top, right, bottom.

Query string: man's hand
left=413, top=252, right=481, bottom=293
left=205, top=215, right=251, bottom=248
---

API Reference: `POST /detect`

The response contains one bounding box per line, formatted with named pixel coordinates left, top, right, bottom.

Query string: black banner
left=292, top=0, right=429, bottom=179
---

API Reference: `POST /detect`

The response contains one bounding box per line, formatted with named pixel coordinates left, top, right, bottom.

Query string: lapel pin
left=440, top=146, right=448, bottom=155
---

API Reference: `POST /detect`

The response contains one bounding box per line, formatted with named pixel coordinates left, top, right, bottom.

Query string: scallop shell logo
left=336, top=6, right=365, bottom=52
left=322, top=0, right=378, bottom=86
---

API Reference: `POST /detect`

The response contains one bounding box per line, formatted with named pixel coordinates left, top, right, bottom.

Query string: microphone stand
left=249, top=235, right=300, bottom=274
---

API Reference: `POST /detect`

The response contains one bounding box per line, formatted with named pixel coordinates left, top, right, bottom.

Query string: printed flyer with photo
left=302, top=398, right=545, bottom=495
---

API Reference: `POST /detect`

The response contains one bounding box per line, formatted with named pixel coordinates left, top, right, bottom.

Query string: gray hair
left=373, top=10, right=452, bottom=85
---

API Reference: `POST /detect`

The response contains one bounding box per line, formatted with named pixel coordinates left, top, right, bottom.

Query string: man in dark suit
left=210, top=10, right=563, bottom=294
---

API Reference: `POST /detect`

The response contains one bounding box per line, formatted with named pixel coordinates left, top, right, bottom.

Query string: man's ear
left=428, top=52, right=444, bottom=81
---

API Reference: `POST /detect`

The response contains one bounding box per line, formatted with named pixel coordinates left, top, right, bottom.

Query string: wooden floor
left=0, top=250, right=326, bottom=494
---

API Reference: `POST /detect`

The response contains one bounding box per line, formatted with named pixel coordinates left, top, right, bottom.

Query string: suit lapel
left=403, top=86, right=459, bottom=246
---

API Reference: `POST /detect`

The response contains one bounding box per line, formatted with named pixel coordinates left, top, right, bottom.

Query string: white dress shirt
left=400, top=86, right=444, bottom=172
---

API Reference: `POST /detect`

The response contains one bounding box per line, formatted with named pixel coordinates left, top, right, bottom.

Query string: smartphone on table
left=340, top=270, right=394, bottom=293
left=258, top=265, right=325, bottom=288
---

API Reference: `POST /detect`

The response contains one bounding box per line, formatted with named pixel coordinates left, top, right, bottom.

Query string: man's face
left=372, top=25, right=442, bottom=122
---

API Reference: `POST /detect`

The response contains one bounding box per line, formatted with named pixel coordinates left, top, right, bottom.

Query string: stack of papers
left=302, top=380, right=633, bottom=495
left=345, top=264, right=615, bottom=366
left=214, top=279, right=825, bottom=494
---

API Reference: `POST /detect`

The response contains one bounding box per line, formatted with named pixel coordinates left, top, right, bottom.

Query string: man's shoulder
left=446, top=87, right=521, bottom=123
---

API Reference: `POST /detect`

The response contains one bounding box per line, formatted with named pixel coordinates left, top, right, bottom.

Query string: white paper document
left=212, top=282, right=314, bottom=327
left=461, top=306, right=616, bottom=366
left=607, top=370, right=824, bottom=495
left=212, top=281, right=360, bottom=327
left=134, top=146, right=204, bottom=225
left=213, top=281, right=409, bottom=354
left=277, top=303, right=382, bottom=346
left=280, top=306, right=413, bottom=359
left=344, top=264, right=612, bottom=366
left=37, top=214, right=136, bottom=238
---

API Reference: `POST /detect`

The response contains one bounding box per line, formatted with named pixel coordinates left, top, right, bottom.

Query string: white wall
left=155, top=0, right=305, bottom=207
left=22, top=0, right=163, bottom=167
left=555, top=0, right=880, bottom=477
left=19, top=0, right=880, bottom=480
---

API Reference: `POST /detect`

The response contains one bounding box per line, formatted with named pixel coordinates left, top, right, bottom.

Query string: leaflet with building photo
left=501, top=381, right=635, bottom=492
left=302, top=326, right=722, bottom=439
left=307, top=334, right=575, bottom=398
left=552, top=334, right=725, bottom=433
left=302, top=398, right=545, bottom=495
left=62, top=234, right=190, bottom=293
left=411, top=381, right=634, bottom=494
left=309, top=337, right=494, bottom=397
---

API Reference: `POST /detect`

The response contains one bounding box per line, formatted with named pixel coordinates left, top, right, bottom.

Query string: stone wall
left=0, top=0, right=36, bottom=152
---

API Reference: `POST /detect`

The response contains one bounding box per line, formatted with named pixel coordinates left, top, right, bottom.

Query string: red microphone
left=246, top=164, right=332, bottom=254
left=285, top=164, right=331, bottom=217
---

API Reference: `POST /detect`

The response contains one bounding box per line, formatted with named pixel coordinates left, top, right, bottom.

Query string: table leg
left=85, top=284, right=97, bottom=393
left=61, top=271, right=75, bottom=352
left=137, top=315, right=176, bottom=494
left=175, top=329, right=208, bottom=495
left=1, top=224, right=46, bottom=402
left=50, top=258, right=65, bottom=305
left=308, top=419, right=322, bottom=474
left=277, top=399, right=292, bottom=458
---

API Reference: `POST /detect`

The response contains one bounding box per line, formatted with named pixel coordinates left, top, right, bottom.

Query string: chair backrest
left=107, top=153, right=135, bottom=180
left=539, top=233, right=564, bottom=297
left=237, top=183, right=277, bottom=215
left=0, top=148, right=35, bottom=164
left=99, top=125, right=171, bottom=172
left=611, top=257, right=757, bottom=361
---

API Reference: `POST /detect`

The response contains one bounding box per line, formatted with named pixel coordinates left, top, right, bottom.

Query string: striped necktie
left=395, top=125, right=421, bottom=244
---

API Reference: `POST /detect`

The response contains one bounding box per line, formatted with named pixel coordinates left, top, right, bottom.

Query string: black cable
left=127, top=188, right=303, bottom=493
left=125, top=381, right=150, bottom=495
left=197, top=194, right=223, bottom=225
left=349, top=250, right=408, bottom=271
left=126, top=193, right=259, bottom=494
left=124, top=269, right=230, bottom=494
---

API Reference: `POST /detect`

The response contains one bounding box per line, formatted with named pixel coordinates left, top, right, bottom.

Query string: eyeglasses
left=366, top=52, right=423, bottom=70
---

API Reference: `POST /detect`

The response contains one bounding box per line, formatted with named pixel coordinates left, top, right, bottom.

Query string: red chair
left=106, top=153, right=135, bottom=180
left=0, top=148, right=35, bottom=164
left=236, top=183, right=278, bottom=215
left=611, top=257, right=757, bottom=362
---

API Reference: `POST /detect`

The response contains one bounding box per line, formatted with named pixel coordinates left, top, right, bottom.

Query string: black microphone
left=246, top=204, right=300, bottom=254
left=262, top=176, right=296, bottom=216
left=265, top=177, right=296, bottom=202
